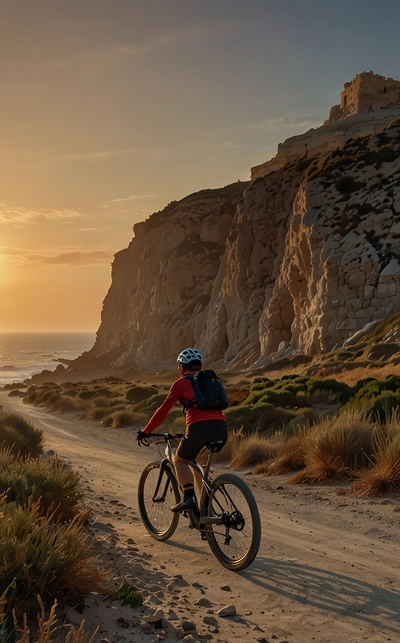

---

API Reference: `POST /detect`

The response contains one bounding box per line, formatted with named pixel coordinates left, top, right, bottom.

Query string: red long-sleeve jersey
left=143, top=374, right=225, bottom=434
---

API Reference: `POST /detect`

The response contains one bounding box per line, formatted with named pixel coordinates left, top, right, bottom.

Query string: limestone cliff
left=73, top=184, right=247, bottom=371
left=71, top=74, right=400, bottom=375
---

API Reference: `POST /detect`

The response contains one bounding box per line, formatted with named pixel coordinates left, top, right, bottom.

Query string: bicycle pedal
left=201, top=532, right=207, bottom=541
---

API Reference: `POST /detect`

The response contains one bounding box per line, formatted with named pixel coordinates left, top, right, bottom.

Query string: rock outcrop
left=71, top=73, right=400, bottom=375
left=73, top=184, right=247, bottom=371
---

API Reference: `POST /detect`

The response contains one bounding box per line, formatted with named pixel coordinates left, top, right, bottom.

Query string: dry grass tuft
left=229, top=433, right=276, bottom=470
left=255, top=434, right=305, bottom=475
left=13, top=595, right=98, bottom=643
left=350, top=415, right=400, bottom=496
left=287, top=410, right=375, bottom=485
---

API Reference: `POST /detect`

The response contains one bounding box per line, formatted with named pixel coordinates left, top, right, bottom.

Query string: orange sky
left=1, top=1, right=399, bottom=332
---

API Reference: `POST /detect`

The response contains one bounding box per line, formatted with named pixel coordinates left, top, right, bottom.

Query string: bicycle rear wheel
left=138, top=461, right=180, bottom=541
left=203, top=473, right=261, bottom=570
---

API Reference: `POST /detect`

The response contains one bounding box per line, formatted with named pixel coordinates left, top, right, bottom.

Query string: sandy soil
left=1, top=390, right=400, bottom=643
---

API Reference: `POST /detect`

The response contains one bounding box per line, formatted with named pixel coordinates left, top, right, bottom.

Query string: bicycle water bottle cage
left=205, top=440, right=224, bottom=453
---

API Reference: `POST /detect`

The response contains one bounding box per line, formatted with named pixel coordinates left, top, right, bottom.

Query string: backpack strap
left=180, top=373, right=196, bottom=415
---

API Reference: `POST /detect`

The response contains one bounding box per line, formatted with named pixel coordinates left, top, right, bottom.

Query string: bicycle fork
left=152, top=459, right=175, bottom=504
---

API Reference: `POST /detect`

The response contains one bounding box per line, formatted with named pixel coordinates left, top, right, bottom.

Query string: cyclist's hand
left=136, top=429, right=149, bottom=446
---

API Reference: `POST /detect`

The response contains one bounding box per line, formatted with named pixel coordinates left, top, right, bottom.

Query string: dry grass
left=254, top=434, right=305, bottom=475
left=229, top=433, right=277, bottom=470
left=101, top=409, right=141, bottom=428
left=225, top=386, right=251, bottom=405
left=350, top=414, right=400, bottom=496
left=287, top=410, right=374, bottom=485
left=13, top=595, right=98, bottom=643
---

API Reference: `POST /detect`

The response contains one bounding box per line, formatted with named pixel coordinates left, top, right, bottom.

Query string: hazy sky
left=1, top=0, right=400, bottom=332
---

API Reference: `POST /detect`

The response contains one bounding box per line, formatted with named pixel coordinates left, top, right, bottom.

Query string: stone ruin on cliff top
left=326, top=71, right=400, bottom=124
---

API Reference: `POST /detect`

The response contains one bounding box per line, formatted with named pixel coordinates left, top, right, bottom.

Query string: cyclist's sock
left=183, top=484, right=195, bottom=498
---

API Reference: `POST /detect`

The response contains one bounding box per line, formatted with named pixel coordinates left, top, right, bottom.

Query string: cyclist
left=136, top=348, right=228, bottom=513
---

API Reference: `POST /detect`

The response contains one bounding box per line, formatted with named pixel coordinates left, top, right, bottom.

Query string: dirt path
left=2, top=391, right=400, bottom=643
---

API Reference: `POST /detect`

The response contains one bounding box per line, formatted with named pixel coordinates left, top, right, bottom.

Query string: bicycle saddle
left=205, top=440, right=225, bottom=453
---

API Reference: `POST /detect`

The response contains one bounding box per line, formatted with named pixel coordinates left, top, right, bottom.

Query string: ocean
left=0, top=332, right=96, bottom=387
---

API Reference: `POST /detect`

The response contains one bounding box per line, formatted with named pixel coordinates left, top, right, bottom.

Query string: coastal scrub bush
left=77, top=390, right=96, bottom=400
left=225, top=402, right=295, bottom=434
left=0, top=498, right=109, bottom=619
left=0, top=449, right=83, bottom=521
left=344, top=374, right=400, bottom=419
left=125, top=385, right=158, bottom=403
left=133, top=392, right=167, bottom=415
left=0, top=410, right=43, bottom=458
left=101, top=410, right=140, bottom=428
left=306, top=378, right=352, bottom=404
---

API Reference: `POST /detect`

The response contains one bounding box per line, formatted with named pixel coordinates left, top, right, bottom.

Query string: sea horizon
left=0, top=331, right=96, bottom=387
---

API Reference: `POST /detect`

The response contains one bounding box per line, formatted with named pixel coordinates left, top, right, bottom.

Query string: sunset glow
left=1, top=1, right=400, bottom=332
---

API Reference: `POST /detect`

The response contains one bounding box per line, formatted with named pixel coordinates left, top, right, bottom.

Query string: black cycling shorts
left=176, top=419, right=228, bottom=461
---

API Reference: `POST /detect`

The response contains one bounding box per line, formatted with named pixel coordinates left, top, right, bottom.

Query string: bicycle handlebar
left=146, top=432, right=185, bottom=441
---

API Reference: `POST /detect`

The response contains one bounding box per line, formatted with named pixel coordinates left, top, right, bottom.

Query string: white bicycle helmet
left=177, top=348, right=203, bottom=365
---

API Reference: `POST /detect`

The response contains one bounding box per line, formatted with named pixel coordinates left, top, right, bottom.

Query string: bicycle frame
left=138, top=432, right=262, bottom=569
left=149, top=433, right=235, bottom=530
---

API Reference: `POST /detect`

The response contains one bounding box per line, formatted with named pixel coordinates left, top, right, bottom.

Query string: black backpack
left=181, top=370, right=229, bottom=415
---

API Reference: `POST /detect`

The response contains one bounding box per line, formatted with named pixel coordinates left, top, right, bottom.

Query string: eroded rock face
left=71, top=113, right=400, bottom=375
left=254, top=120, right=400, bottom=365
left=76, top=184, right=247, bottom=371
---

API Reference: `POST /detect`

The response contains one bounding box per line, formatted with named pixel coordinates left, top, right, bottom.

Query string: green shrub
left=77, top=390, right=96, bottom=400
left=0, top=450, right=83, bottom=522
left=225, top=402, right=295, bottom=434
left=0, top=411, right=43, bottom=458
left=133, top=393, right=166, bottom=414
left=0, top=499, right=109, bottom=618
left=64, top=388, right=78, bottom=397
left=347, top=375, right=400, bottom=416
left=307, top=378, right=352, bottom=404
left=364, top=391, right=400, bottom=422
left=114, top=580, right=143, bottom=608
left=125, top=385, right=158, bottom=403
left=93, top=387, right=113, bottom=398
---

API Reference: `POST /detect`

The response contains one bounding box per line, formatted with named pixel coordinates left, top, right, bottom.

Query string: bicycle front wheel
left=138, top=461, right=180, bottom=541
left=204, top=473, right=261, bottom=571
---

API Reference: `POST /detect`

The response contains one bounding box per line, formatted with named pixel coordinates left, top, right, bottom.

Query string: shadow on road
left=241, top=556, right=400, bottom=634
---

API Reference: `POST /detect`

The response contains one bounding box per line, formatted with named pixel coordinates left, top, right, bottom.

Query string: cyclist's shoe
left=171, top=495, right=197, bottom=513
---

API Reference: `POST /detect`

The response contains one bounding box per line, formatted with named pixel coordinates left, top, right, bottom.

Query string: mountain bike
left=137, top=432, right=261, bottom=571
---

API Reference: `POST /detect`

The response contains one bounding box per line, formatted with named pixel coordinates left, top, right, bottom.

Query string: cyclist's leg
left=174, top=420, right=228, bottom=505
left=173, top=452, right=194, bottom=488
